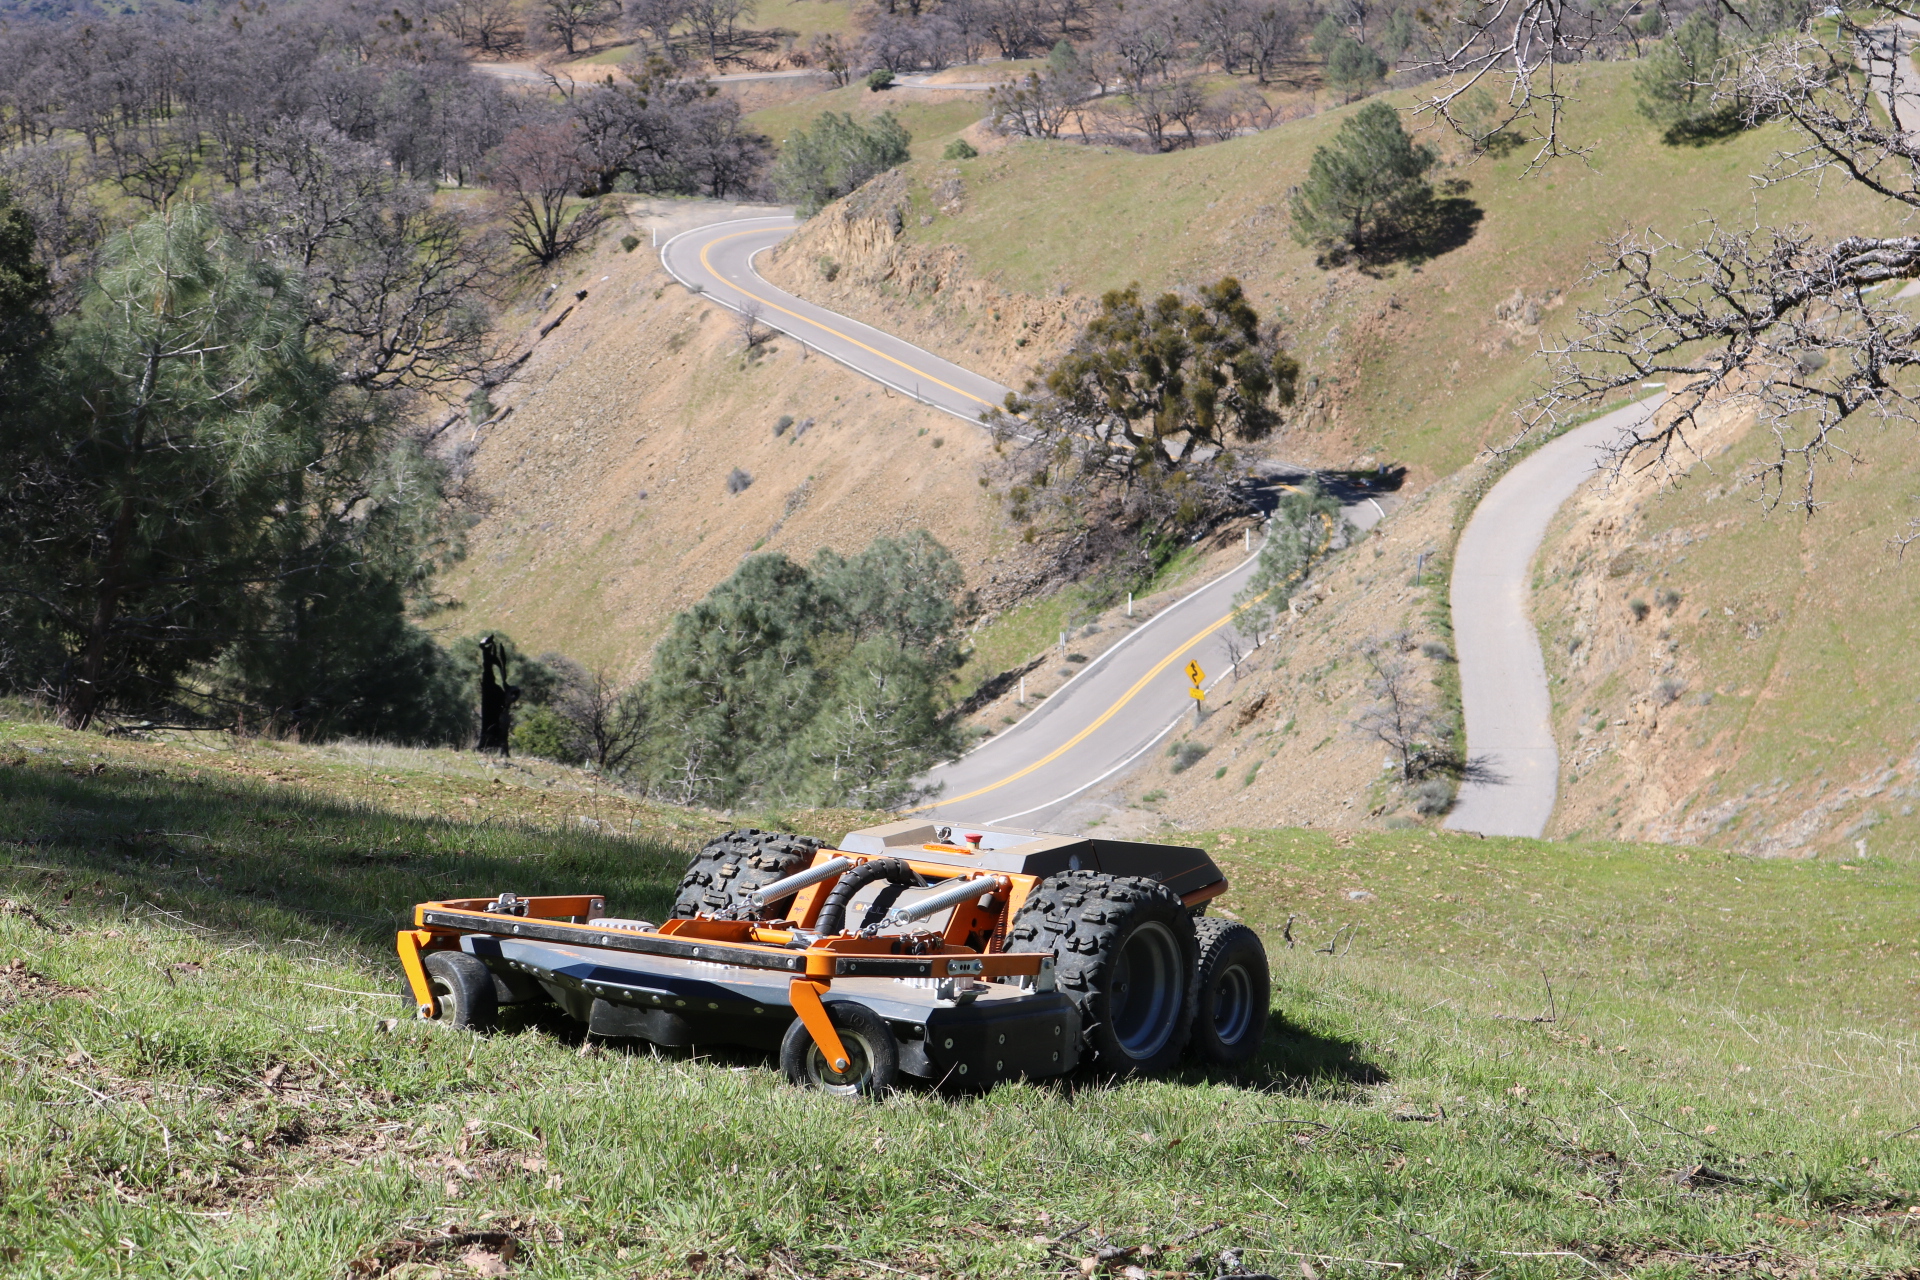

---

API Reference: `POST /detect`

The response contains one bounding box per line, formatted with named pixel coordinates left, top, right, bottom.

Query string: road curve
left=663, top=216, right=1387, bottom=830
left=661, top=216, right=1010, bottom=424
left=1444, top=395, right=1664, bottom=839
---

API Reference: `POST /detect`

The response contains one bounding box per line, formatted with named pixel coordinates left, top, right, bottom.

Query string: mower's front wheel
left=422, top=951, right=497, bottom=1031
left=780, top=1001, right=898, bottom=1099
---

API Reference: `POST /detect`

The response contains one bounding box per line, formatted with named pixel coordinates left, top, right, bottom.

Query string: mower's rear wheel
left=780, top=1001, right=898, bottom=1099
left=671, top=829, right=822, bottom=920
left=423, top=951, right=497, bottom=1031
left=1007, top=870, right=1197, bottom=1077
left=1190, top=918, right=1270, bottom=1066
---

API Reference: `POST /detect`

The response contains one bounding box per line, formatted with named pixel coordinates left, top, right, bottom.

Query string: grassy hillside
left=4, top=716, right=1920, bottom=1276
left=787, top=63, right=1892, bottom=482
left=747, top=82, right=988, bottom=159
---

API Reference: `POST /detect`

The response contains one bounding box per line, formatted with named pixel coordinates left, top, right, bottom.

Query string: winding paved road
left=1444, top=395, right=1664, bottom=838
left=661, top=216, right=1008, bottom=422
left=663, top=215, right=1385, bottom=829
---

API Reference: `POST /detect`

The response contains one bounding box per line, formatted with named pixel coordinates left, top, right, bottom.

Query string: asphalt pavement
left=1444, top=395, right=1664, bottom=839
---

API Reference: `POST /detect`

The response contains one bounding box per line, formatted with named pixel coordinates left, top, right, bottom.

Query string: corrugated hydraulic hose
left=814, top=858, right=925, bottom=936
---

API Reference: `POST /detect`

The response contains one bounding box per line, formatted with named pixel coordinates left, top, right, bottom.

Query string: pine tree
left=1289, top=102, right=1438, bottom=257
left=770, top=112, right=912, bottom=217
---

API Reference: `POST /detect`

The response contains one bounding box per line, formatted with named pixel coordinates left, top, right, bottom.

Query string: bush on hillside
left=1233, top=479, right=1348, bottom=641
left=866, top=68, right=896, bottom=91
left=641, top=531, right=970, bottom=808
left=942, top=138, right=979, bottom=159
left=771, top=111, right=913, bottom=217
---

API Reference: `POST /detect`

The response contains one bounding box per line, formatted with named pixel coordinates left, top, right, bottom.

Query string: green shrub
left=942, top=138, right=979, bottom=160
left=620, top=234, right=641, bottom=253
left=867, top=68, right=895, bottom=91
left=1168, top=741, right=1210, bottom=773
left=511, top=704, right=584, bottom=764
left=772, top=112, right=912, bottom=217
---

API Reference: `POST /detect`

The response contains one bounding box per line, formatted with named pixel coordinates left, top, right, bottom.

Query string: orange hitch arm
left=788, top=978, right=851, bottom=1074
left=397, top=929, right=437, bottom=1018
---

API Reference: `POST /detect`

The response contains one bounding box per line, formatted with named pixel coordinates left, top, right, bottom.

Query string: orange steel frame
left=398, top=846, right=1227, bottom=1073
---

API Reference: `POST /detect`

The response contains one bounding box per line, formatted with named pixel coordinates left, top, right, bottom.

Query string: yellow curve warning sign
left=1185, top=661, right=1206, bottom=698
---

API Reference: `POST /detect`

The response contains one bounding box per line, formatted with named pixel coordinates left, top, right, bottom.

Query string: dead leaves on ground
left=0, top=955, right=88, bottom=1001
left=349, top=1224, right=553, bottom=1278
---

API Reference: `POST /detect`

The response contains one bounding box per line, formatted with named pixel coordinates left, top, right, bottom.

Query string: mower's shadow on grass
left=538, top=1004, right=1387, bottom=1100
left=0, top=758, right=691, bottom=957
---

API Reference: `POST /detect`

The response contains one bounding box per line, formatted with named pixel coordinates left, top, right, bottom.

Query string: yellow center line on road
left=908, top=607, right=1240, bottom=814
left=697, top=228, right=1000, bottom=411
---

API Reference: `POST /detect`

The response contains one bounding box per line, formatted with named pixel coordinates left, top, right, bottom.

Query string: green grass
left=3, top=718, right=1920, bottom=1277
left=752, top=0, right=855, bottom=42
left=747, top=83, right=985, bottom=161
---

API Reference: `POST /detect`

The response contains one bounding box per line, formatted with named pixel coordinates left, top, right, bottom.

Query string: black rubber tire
left=1190, top=918, right=1270, bottom=1066
left=779, top=1001, right=899, bottom=1099
left=671, top=828, right=822, bottom=919
left=423, top=951, right=498, bottom=1031
left=1006, top=870, right=1197, bottom=1077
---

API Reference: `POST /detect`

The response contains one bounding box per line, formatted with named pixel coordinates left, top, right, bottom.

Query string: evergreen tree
left=641, top=534, right=968, bottom=807
left=1635, top=11, right=1726, bottom=131
left=771, top=111, right=912, bottom=217
left=1324, top=36, right=1388, bottom=101
left=1289, top=101, right=1438, bottom=257
left=0, top=206, right=466, bottom=739
left=1233, top=479, right=1347, bottom=640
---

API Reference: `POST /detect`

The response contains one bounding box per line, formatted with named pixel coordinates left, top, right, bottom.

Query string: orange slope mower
left=398, top=821, right=1270, bottom=1095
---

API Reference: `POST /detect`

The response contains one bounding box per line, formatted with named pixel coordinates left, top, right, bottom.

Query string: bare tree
left=446, top=0, right=527, bottom=56
left=1353, top=636, right=1448, bottom=781
left=736, top=299, right=775, bottom=351
left=486, top=121, right=607, bottom=266
left=683, top=0, right=759, bottom=66
left=1524, top=24, right=1920, bottom=522
left=542, top=0, right=621, bottom=54
left=987, top=67, right=1083, bottom=138
left=544, top=655, right=650, bottom=772
left=222, top=120, right=499, bottom=397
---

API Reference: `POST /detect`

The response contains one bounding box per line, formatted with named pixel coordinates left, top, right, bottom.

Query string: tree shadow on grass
left=0, top=758, right=692, bottom=958
left=1316, top=182, right=1486, bottom=277
left=1661, top=108, right=1750, bottom=146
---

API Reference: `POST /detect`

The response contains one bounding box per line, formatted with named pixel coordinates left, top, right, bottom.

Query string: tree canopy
left=1029, top=277, right=1299, bottom=473
left=643, top=532, right=969, bottom=808
left=0, top=206, right=465, bottom=737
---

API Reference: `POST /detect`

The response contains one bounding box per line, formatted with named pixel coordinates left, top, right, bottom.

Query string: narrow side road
left=1445, top=395, right=1664, bottom=839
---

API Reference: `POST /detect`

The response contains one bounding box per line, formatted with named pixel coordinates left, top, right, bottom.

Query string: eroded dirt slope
left=1535, top=399, right=1920, bottom=857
